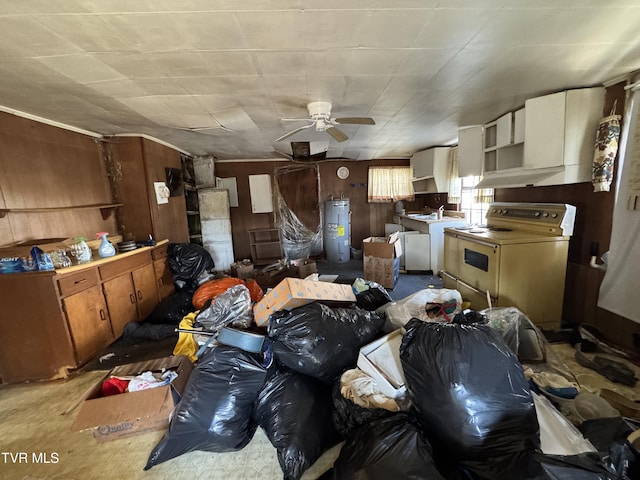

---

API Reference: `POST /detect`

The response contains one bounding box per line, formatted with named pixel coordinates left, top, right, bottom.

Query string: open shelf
left=0, top=203, right=123, bottom=220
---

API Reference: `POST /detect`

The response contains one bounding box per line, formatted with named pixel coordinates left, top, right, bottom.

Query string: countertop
left=49, top=239, right=169, bottom=276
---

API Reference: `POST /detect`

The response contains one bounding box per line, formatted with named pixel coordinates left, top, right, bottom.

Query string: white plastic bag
left=377, top=288, right=462, bottom=332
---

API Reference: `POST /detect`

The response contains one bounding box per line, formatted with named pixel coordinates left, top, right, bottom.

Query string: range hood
left=475, top=166, right=565, bottom=189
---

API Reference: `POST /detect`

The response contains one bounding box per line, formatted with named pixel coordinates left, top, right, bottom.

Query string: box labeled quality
left=362, top=232, right=402, bottom=289
left=71, top=355, right=193, bottom=442
left=357, top=329, right=407, bottom=399
left=253, top=277, right=355, bottom=326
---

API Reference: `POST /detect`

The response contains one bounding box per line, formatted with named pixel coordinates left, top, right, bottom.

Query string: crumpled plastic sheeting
left=400, top=318, right=540, bottom=479
left=195, top=284, right=252, bottom=333
left=144, top=345, right=269, bottom=470
left=273, top=176, right=322, bottom=261
left=253, top=370, right=341, bottom=480
left=268, top=303, right=384, bottom=384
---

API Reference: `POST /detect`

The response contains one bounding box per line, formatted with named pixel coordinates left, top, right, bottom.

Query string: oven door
left=447, top=234, right=500, bottom=296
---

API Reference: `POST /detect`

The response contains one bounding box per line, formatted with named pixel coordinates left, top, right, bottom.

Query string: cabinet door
left=457, top=125, right=483, bottom=176
left=132, top=263, right=159, bottom=321
left=63, top=285, right=113, bottom=365
left=404, top=233, right=431, bottom=271
left=154, top=257, right=174, bottom=301
left=103, top=274, right=138, bottom=339
left=410, top=149, right=434, bottom=179
left=523, top=91, right=566, bottom=169
left=248, top=174, right=273, bottom=213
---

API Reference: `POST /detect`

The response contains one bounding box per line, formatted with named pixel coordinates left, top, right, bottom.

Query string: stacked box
left=362, top=232, right=402, bottom=289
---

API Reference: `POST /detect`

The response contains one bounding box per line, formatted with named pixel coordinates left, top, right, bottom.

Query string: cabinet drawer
left=58, top=269, right=99, bottom=297
left=99, top=250, right=151, bottom=281
left=151, top=243, right=169, bottom=260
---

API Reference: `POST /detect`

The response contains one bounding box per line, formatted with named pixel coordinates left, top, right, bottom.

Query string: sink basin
left=408, top=213, right=438, bottom=220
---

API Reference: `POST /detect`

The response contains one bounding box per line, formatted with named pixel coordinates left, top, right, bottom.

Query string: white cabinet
left=524, top=87, right=604, bottom=184
left=457, top=125, right=483, bottom=177
left=483, top=110, right=525, bottom=174
left=248, top=174, right=273, bottom=213
left=410, top=147, right=451, bottom=193
left=404, top=233, right=430, bottom=271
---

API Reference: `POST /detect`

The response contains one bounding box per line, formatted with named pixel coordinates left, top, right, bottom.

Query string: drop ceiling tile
left=36, top=54, right=124, bottom=84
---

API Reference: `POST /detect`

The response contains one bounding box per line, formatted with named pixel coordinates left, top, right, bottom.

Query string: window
left=459, top=176, right=493, bottom=225
left=367, top=167, right=415, bottom=203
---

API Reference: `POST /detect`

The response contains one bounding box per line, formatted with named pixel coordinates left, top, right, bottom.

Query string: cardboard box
left=357, top=330, right=407, bottom=399
left=0, top=238, right=69, bottom=274
left=252, top=277, right=356, bottom=327
left=290, top=258, right=317, bottom=278
left=71, top=355, right=193, bottom=442
left=230, top=261, right=254, bottom=279
left=362, top=232, right=402, bottom=289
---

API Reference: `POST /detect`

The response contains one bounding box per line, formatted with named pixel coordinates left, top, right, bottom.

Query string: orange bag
left=192, top=277, right=264, bottom=309
left=246, top=279, right=264, bottom=303
left=192, top=278, right=246, bottom=310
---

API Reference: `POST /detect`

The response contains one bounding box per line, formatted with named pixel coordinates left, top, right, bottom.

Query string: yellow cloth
left=173, top=311, right=200, bottom=363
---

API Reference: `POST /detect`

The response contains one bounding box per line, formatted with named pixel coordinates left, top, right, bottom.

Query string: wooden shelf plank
left=0, top=203, right=123, bottom=219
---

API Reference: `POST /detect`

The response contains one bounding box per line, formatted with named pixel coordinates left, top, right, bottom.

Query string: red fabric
left=101, top=377, right=129, bottom=397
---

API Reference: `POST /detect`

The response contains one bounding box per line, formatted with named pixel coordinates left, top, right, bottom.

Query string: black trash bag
left=268, top=303, right=384, bottom=383
left=331, top=377, right=397, bottom=438
left=400, top=318, right=539, bottom=480
left=144, top=288, right=195, bottom=324
left=355, top=281, right=393, bottom=311
left=144, top=345, right=269, bottom=470
left=518, top=450, right=634, bottom=480
left=167, top=242, right=215, bottom=283
left=253, top=370, right=341, bottom=480
left=326, top=413, right=445, bottom=480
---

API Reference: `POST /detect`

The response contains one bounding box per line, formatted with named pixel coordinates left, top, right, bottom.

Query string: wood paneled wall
left=0, top=112, right=116, bottom=246
left=214, top=158, right=409, bottom=261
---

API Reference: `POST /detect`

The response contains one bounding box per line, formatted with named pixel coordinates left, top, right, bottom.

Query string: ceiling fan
left=276, top=101, right=375, bottom=143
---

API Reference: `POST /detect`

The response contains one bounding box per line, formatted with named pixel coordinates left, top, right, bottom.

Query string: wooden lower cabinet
left=62, top=285, right=114, bottom=365
left=0, top=241, right=173, bottom=384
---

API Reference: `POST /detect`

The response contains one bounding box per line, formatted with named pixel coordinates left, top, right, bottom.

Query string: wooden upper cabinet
left=110, top=137, right=189, bottom=243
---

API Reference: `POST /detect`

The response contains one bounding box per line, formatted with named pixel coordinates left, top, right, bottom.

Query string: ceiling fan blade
left=281, top=118, right=312, bottom=122
left=326, top=127, right=349, bottom=142
left=275, top=123, right=314, bottom=142
left=334, top=117, right=375, bottom=125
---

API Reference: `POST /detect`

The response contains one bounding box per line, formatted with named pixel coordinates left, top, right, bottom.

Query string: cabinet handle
left=99, top=309, right=106, bottom=321
left=137, top=290, right=143, bottom=300
left=130, top=293, right=136, bottom=304
left=158, top=278, right=164, bottom=286
left=74, top=279, right=87, bottom=285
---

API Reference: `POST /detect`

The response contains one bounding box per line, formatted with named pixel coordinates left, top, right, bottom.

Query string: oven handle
left=445, top=232, right=499, bottom=249
left=457, top=278, right=497, bottom=301
left=461, top=238, right=500, bottom=249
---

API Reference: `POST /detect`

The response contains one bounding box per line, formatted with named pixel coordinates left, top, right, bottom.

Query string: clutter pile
left=79, top=243, right=640, bottom=479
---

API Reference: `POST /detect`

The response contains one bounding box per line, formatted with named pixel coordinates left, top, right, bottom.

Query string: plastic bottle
left=96, top=232, right=116, bottom=258
left=74, top=237, right=92, bottom=264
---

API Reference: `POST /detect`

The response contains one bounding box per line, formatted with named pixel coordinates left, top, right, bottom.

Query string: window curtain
left=598, top=86, right=640, bottom=323
left=448, top=146, right=462, bottom=204
left=473, top=182, right=494, bottom=204
left=367, top=167, right=415, bottom=203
